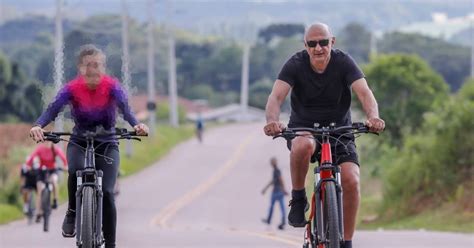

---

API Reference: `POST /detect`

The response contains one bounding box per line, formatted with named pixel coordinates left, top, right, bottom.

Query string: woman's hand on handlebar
left=29, top=125, right=45, bottom=143
left=365, top=117, right=385, bottom=133
left=134, top=123, right=149, bottom=136
left=264, top=121, right=286, bottom=136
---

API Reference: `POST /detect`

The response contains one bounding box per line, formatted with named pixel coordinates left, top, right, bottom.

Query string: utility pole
left=168, top=2, right=179, bottom=127
left=240, top=43, right=250, bottom=120
left=53, top=0, right=64, bottom=133
left=147, top=0, right=156, bottom=136
left=168, top=36, right=178, bottom=127
left=471, top=18, right=473, bottom=78
left=121, top=0, right=133, bottom=156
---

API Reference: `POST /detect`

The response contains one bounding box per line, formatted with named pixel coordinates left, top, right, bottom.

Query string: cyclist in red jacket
left=26, top=141, right=67, bottom=219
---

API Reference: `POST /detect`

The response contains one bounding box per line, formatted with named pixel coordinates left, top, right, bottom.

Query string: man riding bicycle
left=25, top=141, right=67, bottom=221
left=29, top=44, right=149, bottom=248
left=263, top=22, right=385, bottom=248
left=20, top=157, right=40, bottom=215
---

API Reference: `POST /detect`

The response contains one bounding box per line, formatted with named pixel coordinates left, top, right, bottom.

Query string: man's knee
left=341, top=163, right=360, bottom=192
left=291, top=137, right=315, bottom=157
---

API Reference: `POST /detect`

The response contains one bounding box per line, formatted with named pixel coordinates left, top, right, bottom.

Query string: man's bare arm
left=264, top=80, right=291, bottom=136
left=352, top=78, right=385, bottom=132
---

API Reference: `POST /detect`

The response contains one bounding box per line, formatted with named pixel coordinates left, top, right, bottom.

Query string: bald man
left=263, top=22, right=385, bottom=248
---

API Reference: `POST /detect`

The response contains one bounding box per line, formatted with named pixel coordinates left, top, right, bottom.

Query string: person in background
left=25, top=141, right=67, bottom=221
left=261, top=157, right=288, bottom=230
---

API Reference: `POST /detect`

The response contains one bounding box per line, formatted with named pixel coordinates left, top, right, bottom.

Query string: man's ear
left=331, top=37, right=336, bottom=45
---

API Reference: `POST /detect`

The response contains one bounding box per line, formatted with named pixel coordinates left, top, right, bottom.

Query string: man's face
left=79, top=54, right=105, bottom=88
left=305, top=28, right=334, bottom=64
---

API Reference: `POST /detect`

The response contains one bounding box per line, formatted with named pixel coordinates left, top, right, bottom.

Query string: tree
left=382, top=78, right=474, bottom=216
left=363, top=53, right=449, bottom=144
left=249, top=78, right=273, bottom=109
left=378, top=32, right=470, bottom=91
left=0, top=52, right=43, bottom=122
left=258, top=23, right=305, bottom=43
left=336, top=22, right=371, bottom=64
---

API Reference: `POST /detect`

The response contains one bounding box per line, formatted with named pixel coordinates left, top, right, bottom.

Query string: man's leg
left=340, top=162, right=360, bottom=242
left=288, top=136, right=315, bottom=227
left=35, top=181, right=45, bottom=222
left=50, top=173, right=59, bottom=209
left=264, top=192, right=277, bottom=224
left=277, top=193, right=286, bottom=228
left=289, top=136, right=315, bottom=190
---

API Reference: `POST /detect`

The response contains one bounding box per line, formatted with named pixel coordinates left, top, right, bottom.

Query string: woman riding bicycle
left=29, top=44, right=149, bottom=248
left=263, top=23, right=384, bottom=248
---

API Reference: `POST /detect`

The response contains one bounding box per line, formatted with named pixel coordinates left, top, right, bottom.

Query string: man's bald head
left=304, top=23, right=333, bottom=42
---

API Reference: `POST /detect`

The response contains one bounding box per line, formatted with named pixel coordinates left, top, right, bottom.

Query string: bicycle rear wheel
left=323, top=181, right=341, bottom=248
left=81, top=186, right=96, bottom=248
left=41, top=187, right=51, bottom=232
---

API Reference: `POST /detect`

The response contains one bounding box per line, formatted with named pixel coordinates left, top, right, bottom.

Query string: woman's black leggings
left=67, top=141, right=119, bottom=248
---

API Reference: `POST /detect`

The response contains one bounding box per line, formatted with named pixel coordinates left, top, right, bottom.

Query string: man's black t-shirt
left=278, top=49, right=364, bottom=127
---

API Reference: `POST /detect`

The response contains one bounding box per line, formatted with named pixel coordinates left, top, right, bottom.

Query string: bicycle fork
left=75, top=169, right=104, bottom=247
left=313, top=164, right=344, bottom=247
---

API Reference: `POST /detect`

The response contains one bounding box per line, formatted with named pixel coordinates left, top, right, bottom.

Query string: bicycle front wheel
left=40, top=187, right=51, bottom=232
left=323, top=181, right=341, bottom=248
left=81, top=186, right=96, bottom=248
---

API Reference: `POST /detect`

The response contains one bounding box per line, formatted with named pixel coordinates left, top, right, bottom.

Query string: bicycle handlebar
left=272, top=122, right=378, bottom=141
left=43, top=128, right=147, bottom=143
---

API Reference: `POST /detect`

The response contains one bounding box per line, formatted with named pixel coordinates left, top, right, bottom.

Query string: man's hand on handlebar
left=29, top=125, right=45, bottom=143
left=264, top=121, right=286, bottom=136
left=365, top=117, right=385, bottom=133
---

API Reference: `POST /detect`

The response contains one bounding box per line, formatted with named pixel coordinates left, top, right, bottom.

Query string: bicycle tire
left=41, top=187, right=51, bottom=232
left=323, top=181, right=341, bottom=248
left=26, top=192, right=35, bottom=225
left=81, top=186, right=96, bottom=248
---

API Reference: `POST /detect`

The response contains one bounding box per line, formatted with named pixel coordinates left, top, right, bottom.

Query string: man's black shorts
left=285, top=123, right=360, bottom=166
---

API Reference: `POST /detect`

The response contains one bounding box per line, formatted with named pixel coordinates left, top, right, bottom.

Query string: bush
left=382, top=79, right=474, bottom=216
left=156, top=102, right=187, bottom=124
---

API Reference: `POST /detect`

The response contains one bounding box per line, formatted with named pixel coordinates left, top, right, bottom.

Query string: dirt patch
left=0, top=124, right=34, bottom=158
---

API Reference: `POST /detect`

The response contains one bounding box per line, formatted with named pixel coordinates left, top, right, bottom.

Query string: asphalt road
left=1, top=123, right=473, bottom=248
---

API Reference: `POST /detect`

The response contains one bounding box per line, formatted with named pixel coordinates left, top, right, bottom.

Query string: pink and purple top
left=35, top=75, right=138, bottom=135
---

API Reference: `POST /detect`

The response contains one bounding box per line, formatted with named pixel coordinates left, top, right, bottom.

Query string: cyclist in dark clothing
left=20, top=159, right=40, bottom=214
left=261, top=157, right=288, bottom=230
left=29, top=44, right=149, bottom=248
left=263, top=23, right=385, bottom=248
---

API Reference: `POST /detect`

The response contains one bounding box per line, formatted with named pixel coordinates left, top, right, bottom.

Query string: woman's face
left=78, top=54, right=105, bottom=89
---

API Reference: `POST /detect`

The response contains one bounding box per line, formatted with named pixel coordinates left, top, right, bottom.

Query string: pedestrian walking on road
left=261, top=157, right=288, bottom=230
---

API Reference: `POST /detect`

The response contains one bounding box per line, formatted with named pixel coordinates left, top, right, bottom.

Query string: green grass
left=0, top=203, right=23, bottom=224
left=359, top=202, right=474, bottom=233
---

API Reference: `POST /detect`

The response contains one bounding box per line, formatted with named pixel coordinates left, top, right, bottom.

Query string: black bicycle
left=274, top=122, right=377, bottom=248
left=44, top=128, right=145, bottom=248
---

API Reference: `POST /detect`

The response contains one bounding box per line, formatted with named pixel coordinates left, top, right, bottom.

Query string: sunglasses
left=306, top=39, right=330, bottom=48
